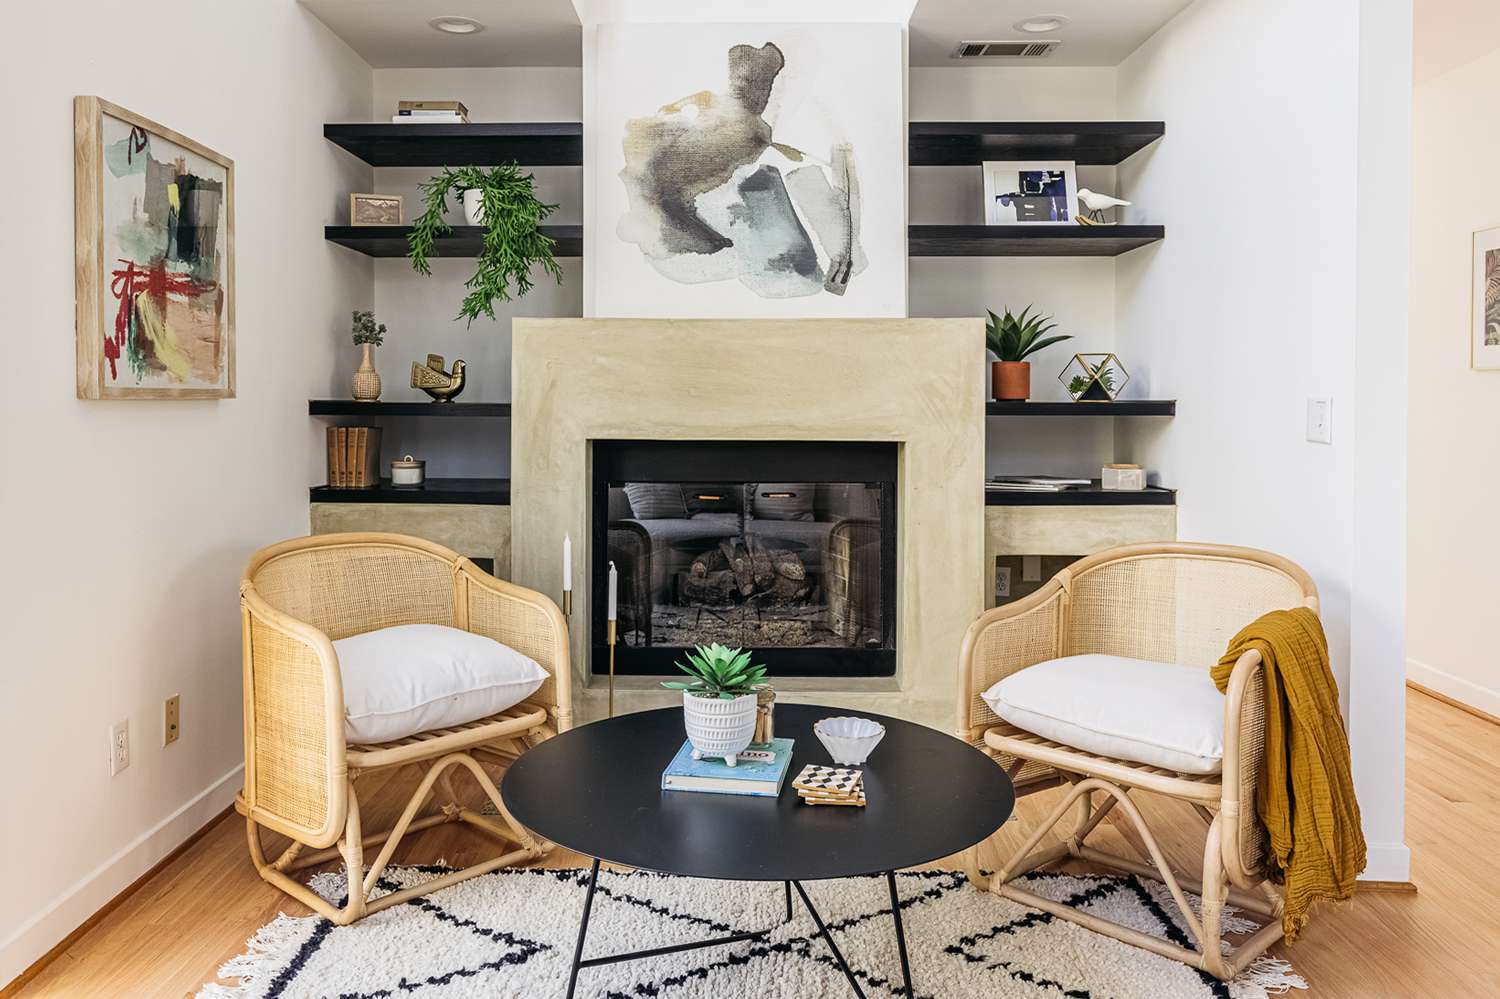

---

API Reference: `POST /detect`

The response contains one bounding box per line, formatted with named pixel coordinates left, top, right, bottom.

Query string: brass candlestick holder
left=606, top=618, right=617, bottom=718
left=561, top=589, right=573, bottom=618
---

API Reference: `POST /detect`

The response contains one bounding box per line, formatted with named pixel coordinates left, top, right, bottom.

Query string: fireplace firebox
left=592, top=441, right=897, bottom=678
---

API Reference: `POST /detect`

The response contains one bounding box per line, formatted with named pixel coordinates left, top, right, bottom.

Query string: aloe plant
left=661, top=643, right=769, bottom=700
left=985, top=306, right=1072, bottom=362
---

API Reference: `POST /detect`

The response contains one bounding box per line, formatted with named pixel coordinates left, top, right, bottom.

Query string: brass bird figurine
left=410, top=354, right=467, bottom=402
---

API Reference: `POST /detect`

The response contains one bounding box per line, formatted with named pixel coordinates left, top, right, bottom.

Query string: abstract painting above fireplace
left=593, top=441, right=896, bottom=678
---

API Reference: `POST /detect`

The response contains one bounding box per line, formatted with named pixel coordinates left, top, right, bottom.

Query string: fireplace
left=592, top=441, right=897, bottom=678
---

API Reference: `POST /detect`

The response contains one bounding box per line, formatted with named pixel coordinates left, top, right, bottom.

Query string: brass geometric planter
left=1059, top=352, right=1129, bottom=402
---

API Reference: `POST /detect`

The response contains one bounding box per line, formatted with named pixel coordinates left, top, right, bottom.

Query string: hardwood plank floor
left=12, top=688, right=1499, bottom=998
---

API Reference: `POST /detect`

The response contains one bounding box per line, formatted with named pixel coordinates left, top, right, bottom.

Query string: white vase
left=683, top=692, right=758, bottom=767
left=462, top=188, right=485, bottom=225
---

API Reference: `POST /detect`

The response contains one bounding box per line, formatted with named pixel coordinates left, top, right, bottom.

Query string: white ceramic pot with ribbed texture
left=683, top=692, right=758, bottom=767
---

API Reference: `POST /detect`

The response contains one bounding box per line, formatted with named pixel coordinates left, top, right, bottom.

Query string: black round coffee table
left=502, top=703, right=1014, bottom=998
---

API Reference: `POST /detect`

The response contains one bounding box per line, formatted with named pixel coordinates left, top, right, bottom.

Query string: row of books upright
left=327, top=427, right=383, bottom=488
left=391, top=99, right=470, bottom=124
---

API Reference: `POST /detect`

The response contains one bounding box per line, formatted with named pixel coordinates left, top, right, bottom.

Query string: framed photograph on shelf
left=350, top=192, right=404, bottom=226
left=982, top=160, right=1078, bottom=225
left=74, top=96, right=235, bottom=399
left=1473, top=224, right=1500, bottom=370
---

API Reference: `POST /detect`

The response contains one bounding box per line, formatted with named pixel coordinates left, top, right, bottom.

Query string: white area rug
left=202, top=866, right=1304, bottom=999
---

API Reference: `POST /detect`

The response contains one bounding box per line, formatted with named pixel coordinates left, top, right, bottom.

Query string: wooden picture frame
left=75, top=96, right=235, bottom=399
left=350, top=193, right=404, bottom=226
left=1473, top=224, right=1500, bottom=370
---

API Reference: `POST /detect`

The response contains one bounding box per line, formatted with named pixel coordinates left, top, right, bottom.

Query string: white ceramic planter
left=683, top=692, right=758, bottom=767
left=462, top=188, right=485, bottom=225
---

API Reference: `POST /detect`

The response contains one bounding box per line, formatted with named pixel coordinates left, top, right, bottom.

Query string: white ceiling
left=301, top=0, right=1194, bottom=69
left=1413, top=0, right=1500, bottom=83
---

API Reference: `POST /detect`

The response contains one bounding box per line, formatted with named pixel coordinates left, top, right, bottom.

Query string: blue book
left=660, top=738, right=796, bottom=798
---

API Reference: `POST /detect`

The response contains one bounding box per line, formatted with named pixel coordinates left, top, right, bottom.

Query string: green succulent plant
left=661, top=643, right=769, bottom=700
left=1069, top=368, right=1115, bottom=396
left=985, top=306, right=1072, bottom=362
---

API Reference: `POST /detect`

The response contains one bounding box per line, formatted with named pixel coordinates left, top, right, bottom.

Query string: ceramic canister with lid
left=391, top=455, right=425, bottom=487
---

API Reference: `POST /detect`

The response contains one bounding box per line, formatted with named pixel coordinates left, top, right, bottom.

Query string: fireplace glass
left=592, top=441, right=896, bottom=678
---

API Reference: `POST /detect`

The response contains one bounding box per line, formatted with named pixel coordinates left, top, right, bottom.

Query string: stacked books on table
left=792, top=765, right=867, bottom=807
left=391, top=100, right=470, bottom=124
left=985, top=475, right=1092, bottom=494
left=326, top=426, right=382, bottom=488
left=660, top=738, right=795, bottom=798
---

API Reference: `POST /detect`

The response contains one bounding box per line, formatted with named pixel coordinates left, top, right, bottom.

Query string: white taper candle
left=607, top=561, right=618, bottom=621
left=563, top=534, right=572, bottom=592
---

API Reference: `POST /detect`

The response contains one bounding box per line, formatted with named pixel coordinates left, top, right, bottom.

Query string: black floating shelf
left=310, top=478, right=511, bottom=505
left=910, top=225, right=1164, bottom=257
left=324, top=122, right=583, bottom=166
left=325, top=225, right=582, bottom=258
left=986, top=484, right=1176, bottom=507
left=309, top=400, right=511, bottom=418
left=987, top=400, right=1175, bottom=417
left=909, top=121, right=1165, bottom=167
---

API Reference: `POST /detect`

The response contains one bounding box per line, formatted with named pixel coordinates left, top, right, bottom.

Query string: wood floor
left=12, top=687, right=1500, bottom=998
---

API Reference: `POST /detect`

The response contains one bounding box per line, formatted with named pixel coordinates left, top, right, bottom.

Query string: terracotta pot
left=992, top=360, right=1031, bottom=401
left=351, top=343, right=382, bottom=401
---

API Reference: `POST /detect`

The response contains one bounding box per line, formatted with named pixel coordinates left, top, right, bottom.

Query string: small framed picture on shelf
left=350, top=192, right=404, bottom=226
left=982, top=160, right=1079, bottom=225
left=1473, top=224, right=1500, bottom=370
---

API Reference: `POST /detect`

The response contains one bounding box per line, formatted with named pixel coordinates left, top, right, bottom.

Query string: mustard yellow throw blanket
left=1212, top=607, right=1366, bottom=941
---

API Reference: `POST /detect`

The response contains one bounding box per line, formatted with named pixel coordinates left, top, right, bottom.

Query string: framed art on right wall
left=1473, top=224, right=1500, bottom=369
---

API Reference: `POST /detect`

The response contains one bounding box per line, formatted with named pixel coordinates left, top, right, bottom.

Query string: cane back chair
left=237, top=532, right=572, bottom=924
left=956, top=542, right=1318, bottom=980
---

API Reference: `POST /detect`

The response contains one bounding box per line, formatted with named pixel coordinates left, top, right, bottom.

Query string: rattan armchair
left=236, top=532, right=572, bottom=924
left=956, top=543, right=1318, bottom=981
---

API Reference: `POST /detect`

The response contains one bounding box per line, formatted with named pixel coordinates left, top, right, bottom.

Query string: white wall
left=0, top=0, right=372, bottom=983
left=1114, top=0, right=1412, bottom=881
left=1408, top=44, right=1500, bottom=717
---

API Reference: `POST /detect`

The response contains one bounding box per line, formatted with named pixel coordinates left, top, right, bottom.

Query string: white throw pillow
left=334, top=624, right=548, bottom=744
left=981, top=654, right=1225, bottom=775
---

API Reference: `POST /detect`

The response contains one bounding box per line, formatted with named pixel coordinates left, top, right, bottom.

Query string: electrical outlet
left=164, top=695, right=180, bottom=746
left=109, top=719, right=130, bottom=776
left=1306, top=397, right=1333, bottom=444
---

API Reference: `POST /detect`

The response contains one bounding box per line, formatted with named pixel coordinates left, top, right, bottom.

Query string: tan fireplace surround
left=511, top=318, right=985, bottom=729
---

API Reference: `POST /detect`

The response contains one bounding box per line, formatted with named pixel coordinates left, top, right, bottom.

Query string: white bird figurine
left=1077, top=188, right=1132, bottom=223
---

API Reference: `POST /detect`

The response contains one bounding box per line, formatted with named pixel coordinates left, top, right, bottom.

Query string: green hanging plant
left=407, top=164, right=563, bottom=326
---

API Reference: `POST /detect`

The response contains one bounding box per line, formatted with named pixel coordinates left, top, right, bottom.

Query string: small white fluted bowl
left=814, top=716, right=886, bottom=766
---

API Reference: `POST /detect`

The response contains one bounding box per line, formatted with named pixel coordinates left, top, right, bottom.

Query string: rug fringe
left=1230, top=955, right=1309, bottom=998
left=197, top=912, right=316, bottom=998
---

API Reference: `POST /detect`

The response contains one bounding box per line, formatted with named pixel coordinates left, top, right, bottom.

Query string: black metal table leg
left=792, top=880, right=866, bottom=999
left=565, top=858, right=601, bottom=999
left=784, top=880, right=793, bottom=923
left=886, top=871, right=914, bottom=999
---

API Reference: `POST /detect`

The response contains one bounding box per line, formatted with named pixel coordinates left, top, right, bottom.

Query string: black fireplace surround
left=591, top=441, right=897, bottom=678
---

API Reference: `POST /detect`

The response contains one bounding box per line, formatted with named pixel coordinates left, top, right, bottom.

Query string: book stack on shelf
left=326, top=427, right=382, bottom=488
left=985, top=475, right=1092, bottom=494
left=660, top=738, right=795, bottom=797
left=391, top=100, right=469, bottom=124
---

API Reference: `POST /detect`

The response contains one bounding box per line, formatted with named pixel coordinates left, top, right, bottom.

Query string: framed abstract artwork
left=982, top=160, right=1079, bottom=225
left=590, top=22, right=907, bottom=318
left=1473, top=224, right=1500, bottom=370
left=74, top=96, right=235, bottom=399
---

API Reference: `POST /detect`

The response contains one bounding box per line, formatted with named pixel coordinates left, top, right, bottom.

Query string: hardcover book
left=660, top=738, right=796, bottom=798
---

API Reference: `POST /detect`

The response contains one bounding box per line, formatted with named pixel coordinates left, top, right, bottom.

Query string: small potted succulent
left=985, top=306, right=1072, bottom=401
left=661, top=643, right=769, bottom=767
left=350, top=309, right=386, bottom=402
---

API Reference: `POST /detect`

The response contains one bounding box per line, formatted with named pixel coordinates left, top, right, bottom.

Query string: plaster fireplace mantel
left=511, top=318, right=984, bottom=729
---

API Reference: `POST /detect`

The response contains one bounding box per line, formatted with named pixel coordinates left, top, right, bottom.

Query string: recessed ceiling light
left=428, top=15, right=485, bottom=35
left=1013, top=14, right=1070, bottom=34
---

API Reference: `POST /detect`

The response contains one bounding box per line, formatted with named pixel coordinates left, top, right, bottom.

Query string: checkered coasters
left=792, top=764, right=867, bottom=807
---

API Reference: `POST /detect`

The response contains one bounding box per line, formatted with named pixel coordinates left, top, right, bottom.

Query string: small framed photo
left=350, top=192, right=403, bottom=226
left=1473, top=224, right=1500, bottom=370
left=982, top=160, right=1079, bottom=225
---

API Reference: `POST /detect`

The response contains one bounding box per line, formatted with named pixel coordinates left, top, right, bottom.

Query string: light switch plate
left=1306, top=397, right=1333, bottom=444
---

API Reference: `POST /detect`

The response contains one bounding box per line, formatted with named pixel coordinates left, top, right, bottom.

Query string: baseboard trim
left=1407, top=677, right=1500, bottom=727
left=1358, top=840, right=1412, bottom=885
left=1357, top=879, right=1418, bottom=894
left=1406, top=660, right=1500, bottom=724
left=0, top=765, right=243, bottom=994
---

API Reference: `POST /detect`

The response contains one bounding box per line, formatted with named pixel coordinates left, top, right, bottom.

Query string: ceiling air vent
left=953, top=40, right=1061, bottom=59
